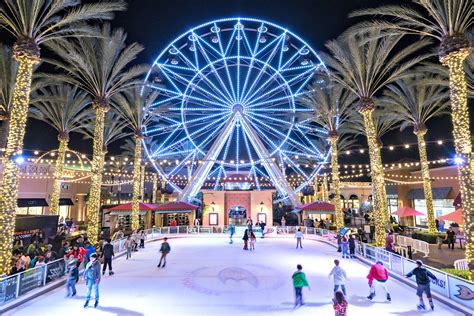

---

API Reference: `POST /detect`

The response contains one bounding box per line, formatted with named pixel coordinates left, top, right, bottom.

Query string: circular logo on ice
left=183, top=264, right=284, bottom=296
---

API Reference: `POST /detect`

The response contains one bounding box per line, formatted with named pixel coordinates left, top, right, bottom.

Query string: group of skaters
left=292, top=256, right=438, bottom=314
left=123, top=230, right=147, bottom=259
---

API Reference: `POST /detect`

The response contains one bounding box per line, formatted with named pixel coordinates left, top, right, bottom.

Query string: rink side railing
left=1, top=225, right=473, bottom=311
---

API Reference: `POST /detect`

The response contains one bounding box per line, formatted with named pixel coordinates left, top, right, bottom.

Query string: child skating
left=249, top=231, right=256, bottom=251
left=341, top=237, right=349, bottom=258
left=157, top=237, right=171, bottom=268
left=295, top=228, right=304, bottom=249
left=367, top=261, right=391, bottom=302
left=328, top=259, right=347, bottom=296
left=292, top=264, right=310, bottom=308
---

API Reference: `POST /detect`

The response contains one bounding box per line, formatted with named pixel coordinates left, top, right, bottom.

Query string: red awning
left=154, top=201, right=199, bottom=211
left=295, top=201, right=335, bottom=212
left=437, top=209, right=464, bottom=225
left=392, top=206, right=424, bottom=218
left=108, top=202, right=159, bottom=212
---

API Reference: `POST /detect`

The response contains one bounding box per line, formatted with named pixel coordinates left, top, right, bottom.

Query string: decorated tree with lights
left=381, top=74, right=450, bottom=233
left=113, top=88, right=158, bottom=230
left=300, top=82, right=356, bottom=230
left=0, top=0, right=125, bottom=274
left=319, top=31, right=431, bottom=246
left=30, top=85, right=92, bottom=215
left=349, top=0, right=473, bottom=278
left=79, top=111, right=131, bottom=237
left=0, top=45, right=17, bottom=156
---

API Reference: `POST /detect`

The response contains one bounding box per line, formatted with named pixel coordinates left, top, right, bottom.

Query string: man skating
left=84, top=253, right=101, bottom=308
left=328, top=259, right=347, bottom=296
left=367, top=261, right=391, bottom=302
left=157, top=237, right=171, bottom=268
left=229, top=224, right=235, bottom=244
left=292, top=264, right=310, bottom=308
left=65, top=259, right=78, bottom=297
left=101, top=238, right=114, bottom=275
left=406, top=260, right=438, bottom=311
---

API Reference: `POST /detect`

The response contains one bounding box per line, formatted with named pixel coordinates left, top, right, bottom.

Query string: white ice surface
left=6, top=237, right=464, bottom=316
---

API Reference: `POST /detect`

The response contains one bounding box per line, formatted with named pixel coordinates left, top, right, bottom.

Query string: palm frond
left=0, top=44, right=17, bottom=117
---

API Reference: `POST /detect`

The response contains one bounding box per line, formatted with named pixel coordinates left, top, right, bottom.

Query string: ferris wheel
left=142, top=17, right=330, bottom=204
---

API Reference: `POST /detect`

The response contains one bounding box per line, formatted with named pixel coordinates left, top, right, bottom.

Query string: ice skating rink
left=6, top=237, right=464, bottom=316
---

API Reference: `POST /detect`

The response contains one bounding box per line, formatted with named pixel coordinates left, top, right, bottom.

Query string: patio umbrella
left=437, top=209, right=464, bottom=225
left=391, top=206, right=425, bottom=218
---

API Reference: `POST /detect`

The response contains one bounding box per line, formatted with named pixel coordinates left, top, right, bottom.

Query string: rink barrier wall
left=1, top=225, right=473, bottom=313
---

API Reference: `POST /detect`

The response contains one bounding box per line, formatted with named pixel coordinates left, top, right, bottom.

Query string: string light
left=0, top=49, right=39, bottom=275
left=49, top=137, right=68, bottom=215
left=329, top=135, right=343, bottom=230
left=442, top=48, right=473, bottom=280
left=131, top=136, right=142, bottom=231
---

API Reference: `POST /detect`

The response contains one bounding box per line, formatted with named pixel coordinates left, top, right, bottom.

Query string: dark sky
left=14, top=0, right=471, bottom=167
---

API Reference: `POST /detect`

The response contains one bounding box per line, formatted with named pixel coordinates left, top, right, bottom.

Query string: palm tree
left=381, top=74, right=450, bottom=233
left=0, top=44, right=17, bottom=155
left=113, top=88, right=158, bottom=230
left=319, top=31, right=431, bottom=246
left=300, top=82, right=356, bottom=230
left=348, top=0, right=473, bottom=275
left=79, top=110, right=131, bottom=239
left=30, top=84, right=92, bottom=216
left=0, top=0, right=125, bottom=273
left=47, top=24, right=146, bottom=242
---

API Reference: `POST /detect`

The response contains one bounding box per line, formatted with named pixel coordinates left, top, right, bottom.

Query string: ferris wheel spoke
left=239, top=25, right=263, bottom=103
left=167, top=150, right=196, bottom=176
left=245, top=65, right=316, bottom=106
left=280, top=151, right=309, bottom=179
left=295, top=125, right=323, bottom=156
left=240, top=34, right=285, bottom=104
left=247, top=111, right=295, bottom=127
left=195, top=33, right=236, bottom=103
left=159, top=65, right=229, bottom=107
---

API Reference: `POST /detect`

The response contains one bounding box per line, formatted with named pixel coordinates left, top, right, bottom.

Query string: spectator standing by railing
left=281, top=216, right=286, bottom=228
left=348, top=235, right=355, bottom=258
left=406, top=260, right=437, bottom=311
left=101, top=239, right=114, bottom=275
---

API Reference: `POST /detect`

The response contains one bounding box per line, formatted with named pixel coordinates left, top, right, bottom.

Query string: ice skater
left=333, top=291, right=348, bottom=316
left=406, top=260, right=438, bottom=311
left=242, top=229, right=249, bottom=250
left=328, top=259, right=347, bottom=296
left=157, top=237, right=170, bottom=268
left=229, top=224, right=235, bottom=244
left=249, top=231, right=256, bottom=251
left=367, top=261, right=391, bottom=302
left=101, top=238, right=114, bottom=275
left=292, top=264, right=310, bottom=308
left=124, top=235, right=132, bottom=260
left=139, top=230, right=146, bottom=248
left=65, top=259, right=78, bottom=297
left=348, top=235, right=355, bottom=258
left=341, top=237, right=350, bottom=258
left=84, top=254, right=101, bottom=308
left=295, top=228, right=304, bottom=249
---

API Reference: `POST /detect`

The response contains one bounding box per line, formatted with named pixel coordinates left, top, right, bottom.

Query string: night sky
left=4, top=0, right=472, bottom=167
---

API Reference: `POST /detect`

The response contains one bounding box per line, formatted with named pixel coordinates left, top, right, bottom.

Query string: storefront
left=16, top=199, right=49, bottom=215
left=154, top=201, right=199, bottom=227
left=408, top=187, right=454, bottom=227
left=294, top=201, right=336, bottom=224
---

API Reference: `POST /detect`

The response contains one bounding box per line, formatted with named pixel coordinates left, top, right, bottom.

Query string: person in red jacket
left=65, top=244, right=87, bottom=269
left=367, top=261, right=391, bottom=301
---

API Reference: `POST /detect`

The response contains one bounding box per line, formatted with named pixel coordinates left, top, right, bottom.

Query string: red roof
left=154, top=201, right=199, bottom=211
left=108, top=202, right=159, bottom=212
left=392, top=206, right=424, bottom=218
left=437, top=208, right=464, bottom=225
left=295, top=201, right=335, bottom=212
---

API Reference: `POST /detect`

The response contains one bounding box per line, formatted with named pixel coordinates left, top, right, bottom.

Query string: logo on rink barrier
left=455, top=285, right=474, bottom=301
left=183, top=264, right=284, bottom=296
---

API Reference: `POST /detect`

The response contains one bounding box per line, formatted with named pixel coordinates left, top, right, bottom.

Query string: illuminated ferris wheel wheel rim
left=142, top=17, right=330, bottom=196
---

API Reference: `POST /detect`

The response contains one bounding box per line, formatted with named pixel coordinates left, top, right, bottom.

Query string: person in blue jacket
left=84, top=253, right=101, bottom=308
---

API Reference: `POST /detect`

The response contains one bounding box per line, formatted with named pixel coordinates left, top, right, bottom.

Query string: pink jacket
left=367, top=264, right=388, bottom=285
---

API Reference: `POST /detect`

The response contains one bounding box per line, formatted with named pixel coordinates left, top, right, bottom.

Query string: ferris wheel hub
left=231, top=103, right=244, bottom=114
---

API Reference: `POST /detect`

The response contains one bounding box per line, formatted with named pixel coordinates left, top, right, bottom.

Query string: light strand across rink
left=3, top=235, right=468, bottom=316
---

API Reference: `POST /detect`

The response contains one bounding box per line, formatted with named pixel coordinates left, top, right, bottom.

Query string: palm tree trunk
left=322, top=174, right=328, bottom=202
left=131, top=136, right=142, bottom=231
left=360, top=108, right=388, bottom=247
left=50, top=137, right=68, bottom=215
left=140, top=165, right=145, bottom=202
left=86, top=106, right=107, bottom=244
left=415, top=131, right=436, bottom=233
left=443, top=51, right=473, bottom=279
left=0, top=119, right=9, bottom=156
left=329, top=136, right=344, bottom=230
left=0, top=56, right=38, bottom=275
left=152, top=173, right=158, bottom=204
